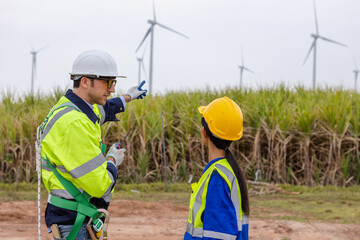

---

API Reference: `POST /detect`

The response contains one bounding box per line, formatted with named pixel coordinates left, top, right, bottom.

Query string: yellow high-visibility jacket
left=40, top=89, right=125, bottom=227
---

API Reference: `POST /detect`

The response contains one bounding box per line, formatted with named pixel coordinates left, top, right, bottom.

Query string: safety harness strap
left=49, top=195, right=99, bottom=219
left=43, top=156, right=101, bottom=240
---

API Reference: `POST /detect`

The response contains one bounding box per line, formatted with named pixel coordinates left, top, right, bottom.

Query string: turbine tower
left=354, top=61, right=359, bottom=91
left=30, top=45, right=48, bottom=95
left=303, top=0, right=347, bottom=89
left=136, top=42, right=148, bottom=85
left=135, top=0, right=188, bottom=94
left=238, top=47, right=254, bottom=88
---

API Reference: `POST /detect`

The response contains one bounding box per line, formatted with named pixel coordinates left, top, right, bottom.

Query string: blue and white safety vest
left=184, top=157, right=249, bottom=240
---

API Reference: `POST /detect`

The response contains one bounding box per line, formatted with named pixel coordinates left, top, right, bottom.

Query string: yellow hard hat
left=198, top=97, right=243, bottom=141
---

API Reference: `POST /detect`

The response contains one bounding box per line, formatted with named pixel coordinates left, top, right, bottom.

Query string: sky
left=0, top=0, right=359, bottom=97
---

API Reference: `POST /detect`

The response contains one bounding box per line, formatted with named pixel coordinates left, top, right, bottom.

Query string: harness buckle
left=92, top=218, right=103, bottom=232
left=86, top=208, right=110, bottom=240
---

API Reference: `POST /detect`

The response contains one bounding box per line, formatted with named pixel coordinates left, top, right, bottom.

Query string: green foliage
left=0, top=86, right=359, bottom=185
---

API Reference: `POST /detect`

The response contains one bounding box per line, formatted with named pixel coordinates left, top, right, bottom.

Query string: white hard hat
left=70, top=49, right=126, bottom=79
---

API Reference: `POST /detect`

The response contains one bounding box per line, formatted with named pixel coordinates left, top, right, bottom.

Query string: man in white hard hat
left=38, top=49, right=147, bottom=239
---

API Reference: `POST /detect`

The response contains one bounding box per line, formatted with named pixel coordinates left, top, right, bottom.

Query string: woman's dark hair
left=201, top=117, right=249, bottom=215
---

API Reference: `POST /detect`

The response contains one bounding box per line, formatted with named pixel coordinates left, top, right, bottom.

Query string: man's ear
left=80, top=77, right=90, bottom=89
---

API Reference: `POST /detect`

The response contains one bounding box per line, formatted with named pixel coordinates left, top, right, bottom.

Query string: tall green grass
left=0, top=86, right=359, bottom=186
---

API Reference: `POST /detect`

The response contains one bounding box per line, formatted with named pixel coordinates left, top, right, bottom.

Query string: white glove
left=126, top=80, right=147, bottom=101
left=106, top=143, right=126, bottom=166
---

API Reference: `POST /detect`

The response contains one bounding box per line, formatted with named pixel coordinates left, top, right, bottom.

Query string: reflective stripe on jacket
left=185, top=158, right=249, bottom=240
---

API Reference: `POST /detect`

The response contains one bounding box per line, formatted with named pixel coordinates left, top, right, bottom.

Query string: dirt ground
left=1, top=199, right=359, bottom=240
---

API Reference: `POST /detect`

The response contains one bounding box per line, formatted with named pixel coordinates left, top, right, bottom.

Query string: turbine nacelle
left=148, top=19, right=156, bottom=25
left=310, top=33, right=319, bottom=39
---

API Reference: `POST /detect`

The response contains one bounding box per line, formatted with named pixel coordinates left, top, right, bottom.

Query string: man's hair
left=73, top=79, right=81, bottom=88
left=72, top=76, right=94, bottom=88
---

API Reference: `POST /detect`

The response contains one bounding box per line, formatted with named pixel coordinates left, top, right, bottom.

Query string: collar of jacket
left=203, top=157, right=224, bottom=173
left=65, top=89, right=99, bottom=124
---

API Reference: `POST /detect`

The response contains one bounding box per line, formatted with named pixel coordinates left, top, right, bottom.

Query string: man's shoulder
left=51, top=98, right=92, bottom=128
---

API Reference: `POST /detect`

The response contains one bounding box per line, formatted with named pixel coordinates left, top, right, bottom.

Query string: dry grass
left=0, top=86, right=359, bottom=186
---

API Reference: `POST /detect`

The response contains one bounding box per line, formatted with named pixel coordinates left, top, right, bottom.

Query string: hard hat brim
left=69, top=73, right=127, bottom=79
left=198, top=106, right=207, bottom=115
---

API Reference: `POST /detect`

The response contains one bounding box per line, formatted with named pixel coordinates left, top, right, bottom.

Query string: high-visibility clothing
left=41, top=89, right=125, bottom=227
left=184, top=158, right=249, bottom=240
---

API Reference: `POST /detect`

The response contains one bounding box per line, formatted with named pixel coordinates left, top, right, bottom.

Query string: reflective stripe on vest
left=186, top=158, right=247, bottom=238
left=40, top=102, right=80, bottom=141
left=50, top=189, right=83, bottom=200
left=41, top=153, right=105, bottom=179
left=185, top=216, right=249, bottom=238
left=204, top=230, right=237, bottom=240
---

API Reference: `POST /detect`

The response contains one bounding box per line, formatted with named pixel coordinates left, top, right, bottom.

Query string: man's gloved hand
left=106, top=143, right=126, bottom=167
left=126, top=80, right=147, bottom=101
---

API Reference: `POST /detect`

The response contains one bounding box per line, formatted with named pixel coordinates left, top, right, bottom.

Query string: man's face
left=87, top=78, right=116, bottom=105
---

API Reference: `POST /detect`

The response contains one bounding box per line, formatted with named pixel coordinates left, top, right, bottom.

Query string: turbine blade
left=313, top=0, right=319, bottom=34
left=136, top=27, right=152, bottom=53
left=244, top=67, right=254, bottom=73
left=30, top=42, right=35, bottom=51
left=156, top=22, right=189, bottom=39
left=319, top=36, right=347, bottom=47
left=303, top=40, right=315, bottom=65
left=153, top=0, right=156, bottom=22
left=37, top=45, right=49, bottom=53
left=141, top=60, right=147, bottom=78
left=141, top=40, right=148, bottom=59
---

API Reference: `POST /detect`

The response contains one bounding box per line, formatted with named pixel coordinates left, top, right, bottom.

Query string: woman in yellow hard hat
left=184, top=97, right=249, bottom=240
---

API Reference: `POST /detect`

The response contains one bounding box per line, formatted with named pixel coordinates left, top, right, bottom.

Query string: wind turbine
left=303, top=0, right=347, bottom=89
left=136, top=42, right=148, bottom=85
left=238, top=47, right=254, bottom=88
left=30, top=44, right=48, bottom=95
left=135, top=1, right=188, bottom=94
left=354, top=60, right=359, bottom=91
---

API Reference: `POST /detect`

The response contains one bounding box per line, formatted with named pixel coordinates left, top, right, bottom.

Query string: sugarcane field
left=1, top=87, right=360, bottom=240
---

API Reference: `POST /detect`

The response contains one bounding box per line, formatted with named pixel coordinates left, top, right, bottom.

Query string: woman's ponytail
left=225, top=148, right=249, bottom=215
